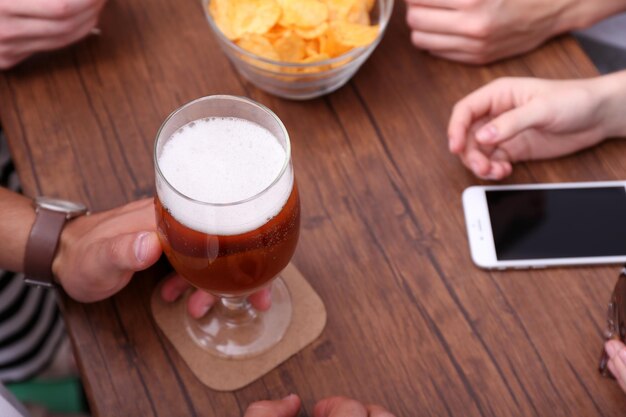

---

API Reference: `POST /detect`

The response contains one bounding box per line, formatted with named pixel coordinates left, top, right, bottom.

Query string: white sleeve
left=0, top=383, right=31, bottom=417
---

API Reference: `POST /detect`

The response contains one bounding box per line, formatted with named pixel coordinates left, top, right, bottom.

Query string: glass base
left=185, top=278, right=292, bottom=359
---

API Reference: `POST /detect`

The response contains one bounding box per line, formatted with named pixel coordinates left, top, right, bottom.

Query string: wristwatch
left=24, top=197, right=88, bottom=288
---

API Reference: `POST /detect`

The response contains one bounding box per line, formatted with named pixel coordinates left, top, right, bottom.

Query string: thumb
left=100, top=231, right=162, bottom=274
left=475, top=99, right=549, bottom=145
left=314, top=397, right=368, bottom=417
left=244, top=394, right=301, bottom=417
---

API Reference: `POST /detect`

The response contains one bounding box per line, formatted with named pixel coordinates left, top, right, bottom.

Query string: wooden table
left=2, top=1, right=626, bottom=416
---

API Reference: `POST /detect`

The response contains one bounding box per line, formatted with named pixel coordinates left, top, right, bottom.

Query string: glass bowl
left=202, top=0, right=394, bottom=100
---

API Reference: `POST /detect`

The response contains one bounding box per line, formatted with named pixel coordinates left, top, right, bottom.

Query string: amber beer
left=155, top=116, right=299, bottom=296
left=156, top=186, right=299, bottom=295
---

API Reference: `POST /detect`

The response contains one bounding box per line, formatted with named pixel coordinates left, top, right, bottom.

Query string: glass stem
left=218, top=296, right=257, bottom=325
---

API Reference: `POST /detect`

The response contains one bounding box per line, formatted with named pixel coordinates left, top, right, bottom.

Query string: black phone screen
left=486, top=187, right=626, bottom=260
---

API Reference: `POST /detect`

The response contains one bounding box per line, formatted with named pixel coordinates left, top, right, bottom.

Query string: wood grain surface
left=1, top=0, right=626, bottom=416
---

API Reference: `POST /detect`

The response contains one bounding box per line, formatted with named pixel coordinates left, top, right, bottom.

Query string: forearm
left=559, top=0, right=626, bottom=31
left=0, top=187, right=35, bottom=272
left=593, top=70, right=626, bottom=138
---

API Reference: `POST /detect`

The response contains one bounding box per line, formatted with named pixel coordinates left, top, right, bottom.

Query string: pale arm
left=0, top=187, right=36, bottom=272
left=447, top=70, right=626, bottom=180
left=405, top=0, right=626, bottom=64
left=563, top=0, right=626, bottom=31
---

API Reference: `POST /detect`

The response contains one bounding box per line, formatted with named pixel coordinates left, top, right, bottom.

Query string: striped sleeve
left=0, top=131, right=65, bottom=383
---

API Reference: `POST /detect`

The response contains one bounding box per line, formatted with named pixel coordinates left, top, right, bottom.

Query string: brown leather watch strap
left=24, top=208, right=68, bottom=288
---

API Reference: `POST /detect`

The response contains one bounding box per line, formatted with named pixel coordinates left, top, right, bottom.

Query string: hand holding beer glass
left=154, top=96, right=300, bottom=358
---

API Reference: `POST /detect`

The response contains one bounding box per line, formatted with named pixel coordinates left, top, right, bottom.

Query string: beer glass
left=154, top=96, right=300, bottom=358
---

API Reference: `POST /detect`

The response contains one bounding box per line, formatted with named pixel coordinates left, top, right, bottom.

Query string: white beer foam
left=157, top=117, right=292, bottom=236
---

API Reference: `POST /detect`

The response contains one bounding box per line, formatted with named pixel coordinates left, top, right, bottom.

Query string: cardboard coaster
left=151, top=264, right=327, bottom=391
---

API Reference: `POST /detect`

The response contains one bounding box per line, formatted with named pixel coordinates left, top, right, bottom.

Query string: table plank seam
left=151, top=324, right=201, bottom=417
left=73, top=301, right=122, bottom=417
left=565, top=357, right=607, bottom=417
left=489, top=275, right=572, bottom=412
left=503, top=355, right=542, bottom=417
left=347, top=82, right=405, bottom=185
left=411, top=293, right=490, bottom=417
left=427, top=251, right=523, bottom=412
left=72, top=54, right=136, bottom=200
left=110, top=300, right=159, bottom=416
left=0, top=78, right=42, bottom=195
left=336, top=178, right=487, bottom=414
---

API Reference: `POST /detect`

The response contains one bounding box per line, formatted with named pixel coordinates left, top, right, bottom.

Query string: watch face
left=36, top=197, right=88, bottom=216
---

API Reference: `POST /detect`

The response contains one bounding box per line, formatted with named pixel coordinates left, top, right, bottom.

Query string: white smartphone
left=462, top=181, right=626, bottom=269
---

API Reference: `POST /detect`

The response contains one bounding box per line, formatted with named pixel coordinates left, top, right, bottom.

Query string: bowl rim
left=202, top=0, right=395, bottom=69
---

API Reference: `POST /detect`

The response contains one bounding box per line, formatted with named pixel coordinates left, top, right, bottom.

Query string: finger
left=244, top=394, right=301, bottom=417
left=98, top=200, right=157, bottom=235
left=608, top=354, right=626, bottom=393
left=0, top=51, right=31, bottom=69
left=1, top=5, right=101, bottom=42
left=448, top=109, right=472, bottom=154
left=493, top=161, right=513, bottom=180
left=605, top=340, right=624, bottom=359
left=448, top=123, right=467, bottom=154
left=457, top=145, right=477, bottom=172
left=490, top=148, right=515, bottom=177
left=448, top=95, right=494, bottom=154
left=461, top=148, right=511, bottom=181
left=115, top=199, right=157, bottom=224
left=405, top=0, right=460, bottom=7
left=430, top=49, right=492, bottom=65
left=485, top=160, right=512, bottom=181
left=490, top=147, right=511, bottom=162
left=457, top=119, right=492, bottom=174
left=9, top=12, right=99, bottom=56
left=448, top=82, right=515, bottom=153
left=160, top=274, right=191, bottom=302
left=97, top=198, right=154, bottom=223
left=607, top=360, right=625, bottom=392
left=248, top=287, right=272, bottom=311
left=187, top=289, right=217, bottom=319
left=464, top=148, right=492, bottom=178
left=366, top=404, right=396, bottom=417
left=314, top=397, right=368, bottom=417
left=406, top=7, right=468, bottom=36
left=474, top=99, right=550, bottom=146
left=606, top=341, right=626, bottom=388
left=410, top=30, right=482, bottom=52
left=119, top=198, right=155, bottom=213
left=8, top=0, right=105, bottom=19
left=99, top=231, right=162, bottom=274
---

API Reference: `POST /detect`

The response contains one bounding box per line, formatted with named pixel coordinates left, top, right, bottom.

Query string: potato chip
left=280, top=0, right=328, bottom=28
left=302, top=53, right=331, bottom=63
left=295, top=22, right=328, bottom=40
left=320, top=31, right=350, bottom=57
left=208, top=0, right=380, bottom=68
left=297, top=58, right=332, bottom=74
left=210, top=0, right=237, bottom=40
left=329, top=21, right=379, bottom=47
left=305, top=39, right=321, bottom=56
left=237, top=34, right=280, bottom=60
left=211, top=0, right=280, bottom=40
left=265, top=25, right=292, bottom=41
left=346, top=1, right=370, bottom=25
left=231, top=0, right=281, bottom=38
left=274, top=33, right=307, bottom=62
left=324, top=0, right=357, bottom=21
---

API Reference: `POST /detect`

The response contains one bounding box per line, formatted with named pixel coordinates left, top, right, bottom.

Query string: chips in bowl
left=203, top=0, right=393, bottom=99
left=209, top=0, right=379, bottom=63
